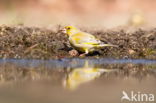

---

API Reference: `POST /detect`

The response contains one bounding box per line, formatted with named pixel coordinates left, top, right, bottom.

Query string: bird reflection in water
left=63, top=61, right=116, bottom=90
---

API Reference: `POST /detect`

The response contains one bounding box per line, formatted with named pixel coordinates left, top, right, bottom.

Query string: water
left=0, top=58, right=156, bottom=103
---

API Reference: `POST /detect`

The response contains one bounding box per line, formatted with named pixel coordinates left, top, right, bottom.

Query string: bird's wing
left=71, top=32, right=102, bottom=45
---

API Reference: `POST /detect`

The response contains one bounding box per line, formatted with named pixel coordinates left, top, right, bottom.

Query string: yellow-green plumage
left=64, top=26, right=117, bottom=54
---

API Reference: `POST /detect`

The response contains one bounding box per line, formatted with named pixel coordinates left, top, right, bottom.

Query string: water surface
left=0, top=58, right=156, bottom=103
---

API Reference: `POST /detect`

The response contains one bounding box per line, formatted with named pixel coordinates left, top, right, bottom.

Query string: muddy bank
left=0, top=25, right=155, bottom=59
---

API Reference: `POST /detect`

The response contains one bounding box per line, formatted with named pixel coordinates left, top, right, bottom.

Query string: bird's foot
left=69, top=49, right=79, bottom=56
left=79, top=53, right=87, bottom=57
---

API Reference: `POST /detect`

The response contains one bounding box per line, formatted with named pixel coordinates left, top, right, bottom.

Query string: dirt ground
left=0, top=25, right=155, bottom=59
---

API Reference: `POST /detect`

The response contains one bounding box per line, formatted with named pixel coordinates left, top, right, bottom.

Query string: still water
left=0, top=58, right=156, bottom=103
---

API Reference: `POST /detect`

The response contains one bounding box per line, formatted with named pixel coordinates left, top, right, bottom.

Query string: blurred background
left=0, top=0, right=156, bottom=28
left=0, top=1, right=156, bottom=103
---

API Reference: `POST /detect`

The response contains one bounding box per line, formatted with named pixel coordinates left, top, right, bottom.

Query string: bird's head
left=62, top=26, right=79, bottom=36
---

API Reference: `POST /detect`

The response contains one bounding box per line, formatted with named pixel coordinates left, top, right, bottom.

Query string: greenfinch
left=63, top=26, right=117, bottom=55
left=64, top=61, right=110, bottom=90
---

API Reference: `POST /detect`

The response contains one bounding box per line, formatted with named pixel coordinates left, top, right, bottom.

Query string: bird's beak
left=60, top=28, right=66, bottom=34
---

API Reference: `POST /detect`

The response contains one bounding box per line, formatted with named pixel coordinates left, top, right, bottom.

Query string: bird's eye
left=67, top=27, right=70, bottom=30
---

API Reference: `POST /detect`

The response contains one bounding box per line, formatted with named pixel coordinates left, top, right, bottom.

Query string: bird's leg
left=85, top=49, right=89, bottom=54
left=79, top=49, right=89, bottom=57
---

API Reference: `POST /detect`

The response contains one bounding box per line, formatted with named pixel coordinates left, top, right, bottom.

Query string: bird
left=62, top=26, right=118, bottom=56
left=63, top=61, right=115, bottom=90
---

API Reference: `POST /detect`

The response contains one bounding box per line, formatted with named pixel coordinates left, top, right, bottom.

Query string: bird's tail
left=95, top=44, right=118, bottom=48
